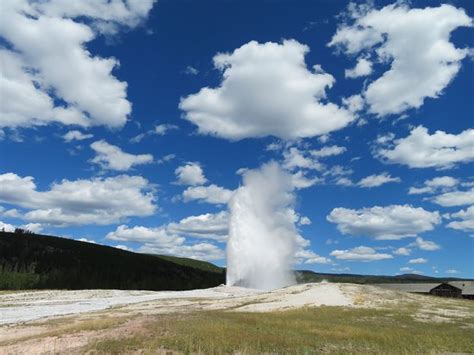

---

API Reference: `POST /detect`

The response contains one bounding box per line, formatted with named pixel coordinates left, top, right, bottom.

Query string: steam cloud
left=226, top=162, right=298, bottom=290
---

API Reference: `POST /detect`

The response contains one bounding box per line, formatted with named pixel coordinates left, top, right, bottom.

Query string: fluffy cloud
left=0, top=220, right=43, bottom=233
left=0, top=49, right=85, bottom=128
left=394, top=237, right=441, bottom=256
left=377, top=126, right=474, bottom=169
left=281, top=145, right=347, bottom=189
left=0, top=0, right=155, bottom=129
left=282, top=145, right=346, bottom=172
left=409, top=237, right=441, bottom=251
left=37, top=0, right=156, bottom=33
left=182, top=184, right=233, bottom=205
left=394, top=247, right=411, bottom=256
left=330, top=246, right=393, bottom=261
left=409, top=258, right=427, bottom=264
left=131, top=124, right=179, bottom=143
left=327, top=205, right=441, bottom=240
left=107, top=225, right=184, bottom=245
left=345, top=57, right=372, bottom=78
left=294, top=249, right=331, bottom=265
left=180, top=40, right=354, bottom=140
left=175, top=162, right=207, bottom=186
left=335, top=177, right=353, bottom=187
left=106, top=224, right=224, bottom=261
left=0, top=172, right=156, bottom=226
left=290, top=171, right=321, bottom=190
left=167, top=211, right=229, bottom=242
left=63, top=130, right=93, bottom=142
left=342, top=94, right=365, bottom=113
left=90, top=140, right=153, bottom=171
left=426, top=176, right=459, bottom=188
left=298, top=216, right=312, bottom=226
left=329, top=3, right=472, bottom=116
left=0, top=221, right=15, bottom=232
left=311, top=145, right=346, bottom=158
left=154, top=124, right=178, bottom=135
left=432, top=188, right=474, bottom=207
left=22, top=223, right=43, bottom=233
left=283, top=147, right=323, bottom=171
left=446, top=206, right=474, bottom=231
left=409, top=176, right=459, bottom=195
left=357, top=172, right=400, bottom=188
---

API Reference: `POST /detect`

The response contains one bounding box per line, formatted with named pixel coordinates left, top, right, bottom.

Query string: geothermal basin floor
left=2, top=281, right=470, bottom=328
left=0, top=282, right=357, bottom=325
left=1, top=282, right=473, bottom=354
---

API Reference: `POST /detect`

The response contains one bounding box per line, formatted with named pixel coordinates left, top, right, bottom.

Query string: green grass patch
left=87, top=306, right=474, bottom=354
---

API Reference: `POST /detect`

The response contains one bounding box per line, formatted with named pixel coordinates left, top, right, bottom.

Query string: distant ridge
left=0, top=231, right=225, bottom=290
left=1, top=231, right=471, bottom=291
left=295, top=270, right=473, bottom=284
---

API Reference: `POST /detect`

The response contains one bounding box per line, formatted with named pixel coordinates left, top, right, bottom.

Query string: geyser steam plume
left=226, top=162, right=298, bottom=290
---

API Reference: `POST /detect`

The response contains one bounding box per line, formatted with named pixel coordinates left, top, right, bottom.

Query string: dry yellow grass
left=2, top=286, right=473, bottom=354
left=86, top=303, right=474, bottom=354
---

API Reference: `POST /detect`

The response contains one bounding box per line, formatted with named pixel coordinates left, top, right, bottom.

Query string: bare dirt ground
left=1, top=282, right=472, bottom=353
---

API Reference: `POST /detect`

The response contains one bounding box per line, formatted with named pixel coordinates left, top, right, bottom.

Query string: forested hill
left=1, top=231, right=470, bottom=291
left=0, top=231, right=225, bottom=290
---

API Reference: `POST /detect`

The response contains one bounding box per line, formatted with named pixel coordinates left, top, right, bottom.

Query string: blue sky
left=1, top=0, right=473, bottom=278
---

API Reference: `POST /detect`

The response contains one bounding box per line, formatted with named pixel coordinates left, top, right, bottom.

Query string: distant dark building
left=450, top=282, right=474, bottom=300
left=429, top=283, right=462, bottom=298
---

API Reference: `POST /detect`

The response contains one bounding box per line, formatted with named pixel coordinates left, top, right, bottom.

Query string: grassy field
left=83, top=304, right=474, bottom=354
left=2, top=285, right=473, bottom=353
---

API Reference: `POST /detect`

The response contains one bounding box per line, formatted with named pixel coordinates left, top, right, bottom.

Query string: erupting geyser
left=226, top=162, right=298, bottom=290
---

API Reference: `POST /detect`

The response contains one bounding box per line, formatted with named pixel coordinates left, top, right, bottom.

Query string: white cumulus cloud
left=330, top=246, right=393, bottom=261
left=432, top=188, right=474, bottom=207
left=357, top=172, right=400, bottom=188
left=180, top=40, right=354, bottom=140
left=63, top=130, right=93, bottom=142
left=409, top=237, right=441, bottom=251
left=409, top=176, right=459, bottom=195
left=175, top=162, right=207, bottom=186
left=329, top=3, right=472, bottom=116
left=394, top=247, right=411, bottom=256
left=377, top=126, right=474, bottom=169
left=0, top=172, right=156, bottom=226
left=154, top=124, right=178, bottom=135
left=446, top=206, right=474, bottom=231
left=345, top=57, right=372, bottom=78
left=327, top=205, right=441, bottom=240
left=90, top=140, right=153, bottom=171
left=106, top=224, right=224, bottom=261
left=167, top=211, right=229, bottom=242
left=409, top=258, right=427, bottom=264
left=182, top=184, right=234, bottom=205
left=0, top=0, right=155, bottom=129
left=294, top=249, right=331, bottom=264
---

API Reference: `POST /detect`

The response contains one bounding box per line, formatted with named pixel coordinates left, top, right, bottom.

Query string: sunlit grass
left=87, top=304, right=474, bottom=354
